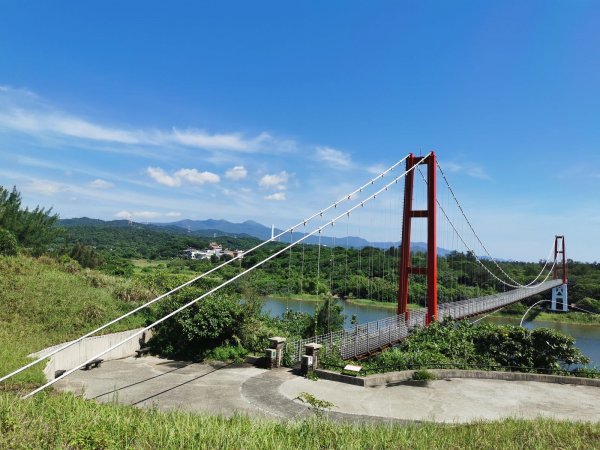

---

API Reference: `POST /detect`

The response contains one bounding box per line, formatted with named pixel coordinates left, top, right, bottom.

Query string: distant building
left=182, top=243, right=243, bottom=260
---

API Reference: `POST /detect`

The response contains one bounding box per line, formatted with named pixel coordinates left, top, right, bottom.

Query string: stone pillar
left=301, top=343, right=322, bottom=375
left=266, top=337, right=286, bottom=368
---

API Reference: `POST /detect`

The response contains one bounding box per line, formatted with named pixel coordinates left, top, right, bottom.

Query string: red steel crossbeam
left=397, top=152, right=438, bottom=325
left=553, top=235, right=567, bottom=284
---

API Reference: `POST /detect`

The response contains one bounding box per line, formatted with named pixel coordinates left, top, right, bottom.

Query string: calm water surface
left=262, top=297, right=600, bottom=367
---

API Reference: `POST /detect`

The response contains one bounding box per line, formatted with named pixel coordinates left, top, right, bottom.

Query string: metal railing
left=285, top=279, right=563, bottom=365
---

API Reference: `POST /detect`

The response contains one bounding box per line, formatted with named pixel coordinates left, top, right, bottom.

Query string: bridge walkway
left=286, top=279, right=563, bottom=364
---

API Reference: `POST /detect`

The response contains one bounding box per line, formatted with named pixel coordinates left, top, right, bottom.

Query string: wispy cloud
left=175, top=168, right=220, bottom=185
left=315, top=146, right=352, bottom=170
left=146, top=167, right=220, bottom=187
left=115, top=210, right=161, bottom=220
left=166, top=211, right=181, bottom=218
left=265, top=192, right=286, bottom=201
left=0, top=86, right=295, bottom=154
left=441, top=161, right=490, bottom=180
left=146, top=167, right=181, bottom=187
left=225, top=165, right=248, bottom=180
left=25, top=179, right=63, bottom=196
left=259, top=171, right=289, bottom=190
left=88, top=178, right=114, bottom=189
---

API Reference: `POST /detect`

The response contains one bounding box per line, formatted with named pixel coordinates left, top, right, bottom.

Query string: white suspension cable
left=22, top=154, right=430, bottom=398
left=436, top=161, right=556, bottom=287
left=0, top=155, right=410, bottom=386
left=438, top=192, right=558, bottom=289
left=416, top=166, right=557, bottom=289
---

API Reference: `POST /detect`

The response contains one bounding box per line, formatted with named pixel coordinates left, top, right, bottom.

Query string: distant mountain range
left=58, top=217, right=455, bottom=254
left=156, top=219, right=452, bottom=255
left=59, top=217, right=455, bottom=254
left=58, top=217, right=458, bottom=254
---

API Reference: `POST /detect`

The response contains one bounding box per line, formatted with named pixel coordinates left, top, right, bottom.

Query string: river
left=262, top=297, right=600, bottom=367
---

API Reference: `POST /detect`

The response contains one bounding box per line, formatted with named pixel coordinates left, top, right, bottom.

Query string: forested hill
left=56, top=218, right=260, bottom=259
left=60, top=217, right=453, bottom=255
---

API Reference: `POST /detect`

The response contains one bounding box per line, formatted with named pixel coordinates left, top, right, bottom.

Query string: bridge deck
left=286, top=279, right=563, bottom=364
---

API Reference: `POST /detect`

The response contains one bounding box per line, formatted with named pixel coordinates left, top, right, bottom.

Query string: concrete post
left=302, top=343, right=322, bottom=375
left=266, top=337, right=286, bottom=368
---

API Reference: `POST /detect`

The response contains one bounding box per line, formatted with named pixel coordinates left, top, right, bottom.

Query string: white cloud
left=171, top=128, right=264, bottom=151
left=441, top=161, right=490, bottom=180
left=88, top=178, right=114, bottom=189
left=174, top=168, right=220, bottom=184
left=259, top=171, right=289, bottom=190
left=134, top=211, right=161, bottom=219
left=115, top=210, right=133, bottom=219
left=166, top=211, right=182, bottom=217
left=0, top=87, right=295, bottom=154
left=25, top=179, right=63, bottom=196
left=146, top=167, right=181, bottom=187
left=225, top=165, right=248, bottom=181
left=115, top=210, right=160, bottom=220
left=265, top=192, right=286, bottom=201
left=315, top=146, right=352, bottom=169
left=147, top=166, right=220, bottom=187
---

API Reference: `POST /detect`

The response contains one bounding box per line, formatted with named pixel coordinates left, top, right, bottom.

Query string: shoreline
left=266, top=295, right=599, bottom=326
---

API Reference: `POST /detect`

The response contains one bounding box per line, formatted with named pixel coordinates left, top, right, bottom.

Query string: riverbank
left=268, top=293, right=325, bottom=303
left=269, top=294, right=424, bottom=312
left=491, top=309, right=600, bottom=326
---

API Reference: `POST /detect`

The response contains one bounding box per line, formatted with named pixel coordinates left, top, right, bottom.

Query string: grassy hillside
left=0, top=392, right=598, bottom=449
left=0, top=255, right=152, bottom=387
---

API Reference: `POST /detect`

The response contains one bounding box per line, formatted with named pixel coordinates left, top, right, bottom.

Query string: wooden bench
left=83, top=358, right=103, bottom=370
left=135, top=347, right=151, bottom=358
left=342, top=364, right=363, bottom=376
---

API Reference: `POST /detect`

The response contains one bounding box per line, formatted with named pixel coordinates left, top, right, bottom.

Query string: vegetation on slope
left=0, top=255, right=153, bottom=387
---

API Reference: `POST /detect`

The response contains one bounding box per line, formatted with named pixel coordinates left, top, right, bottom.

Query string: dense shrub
left=576, top=297, right=600, bottom=314
left=148, top=288, right=269, bottom=359
left=0, top=229, right=18, bottom=256
left=366, top=320, right=590, bottom=374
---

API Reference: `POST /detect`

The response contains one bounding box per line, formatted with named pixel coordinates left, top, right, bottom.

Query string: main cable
left=0, top=155, right=410, bottom=385
left=22, top=154, right=430, bottom=398
left=436, top=161, right=556, bottom=287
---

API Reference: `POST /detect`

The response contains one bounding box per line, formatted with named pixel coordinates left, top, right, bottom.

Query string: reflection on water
left=262, top=297, right=600, bottom=367
left=262, top=297, right=394, bottom=328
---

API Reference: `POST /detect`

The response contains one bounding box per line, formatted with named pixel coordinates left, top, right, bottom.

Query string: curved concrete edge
left=28, top=328, right=152, bottom=381
left=315, top=368, right=600, bottom=388
left=240, top=369, right=417, bottom=424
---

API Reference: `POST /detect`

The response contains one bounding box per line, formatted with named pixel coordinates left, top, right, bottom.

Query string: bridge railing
left=285, top=279, right=563, bottom=365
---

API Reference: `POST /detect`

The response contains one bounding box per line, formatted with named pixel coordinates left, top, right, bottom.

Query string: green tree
left=0, top=185, right=59, bottom=255
left=313, top=297, right=346, bottom=335
left=0, top=228, right=18, bottom=256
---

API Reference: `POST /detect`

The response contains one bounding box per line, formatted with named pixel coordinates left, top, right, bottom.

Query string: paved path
left=55, top=356, right=600, bottom=423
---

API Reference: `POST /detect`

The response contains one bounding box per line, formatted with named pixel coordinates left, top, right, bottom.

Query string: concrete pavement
left=54, top=356, right=600, bottom=423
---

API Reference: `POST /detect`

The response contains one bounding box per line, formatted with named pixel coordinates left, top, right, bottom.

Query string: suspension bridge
left=0, top=152, right=570, bottom=396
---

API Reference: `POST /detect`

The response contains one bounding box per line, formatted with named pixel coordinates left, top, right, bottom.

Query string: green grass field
left=0, top=255, right=148, bottom=387
left=1, top=391, right=599, bottom=449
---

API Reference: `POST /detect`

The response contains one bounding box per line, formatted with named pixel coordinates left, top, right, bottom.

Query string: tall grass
left=1, top=391, right=598, bottom=449
left=0, top=255, right=149, bottom=387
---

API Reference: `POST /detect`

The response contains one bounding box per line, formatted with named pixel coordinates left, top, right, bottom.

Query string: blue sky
left=0, top=1, right=599, bottom=262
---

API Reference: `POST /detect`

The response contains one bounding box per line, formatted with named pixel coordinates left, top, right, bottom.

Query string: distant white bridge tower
left=550, top=235, right=568, bottom=312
